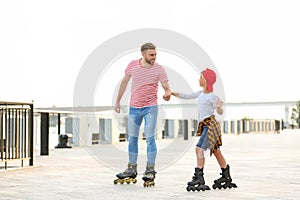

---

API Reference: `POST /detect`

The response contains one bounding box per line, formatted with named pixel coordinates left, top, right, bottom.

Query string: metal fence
left=0, top=101, right=34, bottom=169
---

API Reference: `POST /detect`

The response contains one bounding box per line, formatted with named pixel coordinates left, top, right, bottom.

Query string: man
left=114, top=42, right=171, bottom=187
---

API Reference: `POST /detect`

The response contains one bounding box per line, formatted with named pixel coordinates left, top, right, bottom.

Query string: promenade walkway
left=1, top=130, right=299, bottom=200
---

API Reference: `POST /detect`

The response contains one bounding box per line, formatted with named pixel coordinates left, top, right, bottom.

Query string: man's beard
left=145, top=58, right=155, bottom=65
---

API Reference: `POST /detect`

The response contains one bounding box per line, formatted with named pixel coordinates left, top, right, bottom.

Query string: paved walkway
left=1, top=130, right=300, bottom=200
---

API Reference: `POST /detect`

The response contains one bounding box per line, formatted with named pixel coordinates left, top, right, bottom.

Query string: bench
left=119, top=133, right=127, bottom=142
left=92, top=133, right=100, bottom=145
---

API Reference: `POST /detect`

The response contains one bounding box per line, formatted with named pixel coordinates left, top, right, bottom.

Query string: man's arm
left=115, top=74, right=130, bottom=113
left=161, top=82, right=172, bottom=101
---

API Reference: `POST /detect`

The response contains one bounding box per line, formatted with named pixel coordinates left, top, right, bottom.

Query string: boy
left=171, top=68, right=237, bottom=191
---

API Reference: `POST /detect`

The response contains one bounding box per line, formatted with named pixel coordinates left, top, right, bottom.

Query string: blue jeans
left=196, top=126, right=210, bottom=150
left=128, top=105, right=158, bottom=165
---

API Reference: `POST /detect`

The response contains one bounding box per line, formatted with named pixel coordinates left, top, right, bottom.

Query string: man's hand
left=163, top=90, right=172, bottom=101
left=115, top=102, right=121, bottom=113
left=161, top=82, right=172, bottom=101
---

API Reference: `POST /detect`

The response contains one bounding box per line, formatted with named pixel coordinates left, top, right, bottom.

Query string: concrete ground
left=1, top=129, right=300, bottom=200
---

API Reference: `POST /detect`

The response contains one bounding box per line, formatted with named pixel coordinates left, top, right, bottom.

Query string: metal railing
left=0, top=101, right=34, bottom=169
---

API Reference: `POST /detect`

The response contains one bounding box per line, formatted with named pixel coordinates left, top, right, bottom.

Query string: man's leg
left=128, top=107, right=142, bottom=164
left=143, top=106, right=158, bottom=164
left=114, top=107, right=141, bottom=184
left=142, top=106, right=158, bottom=187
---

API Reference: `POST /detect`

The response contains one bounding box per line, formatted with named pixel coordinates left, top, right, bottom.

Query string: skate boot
left=113, top=163, right=137, bottom=185
left=186, top=167, right=210, bottom=192
left=212, top=164, right=237, bottom=189
left=142, top=163, right=156, bottom=187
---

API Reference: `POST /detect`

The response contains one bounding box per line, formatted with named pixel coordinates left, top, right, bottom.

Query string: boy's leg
left=196, top=126, right=209, bottom=168
left=212, top=149, right=237, bottom=189
left=196, top=147, right=205, bottom=168
left=213, top=148, right=227, bottom=168
left=186, top=167, right=210, bottom=191
left=186, top=126, right=210, bottom=191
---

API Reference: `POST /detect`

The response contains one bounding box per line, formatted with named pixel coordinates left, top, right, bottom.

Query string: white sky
left=1, top=0, right=300, bottom=108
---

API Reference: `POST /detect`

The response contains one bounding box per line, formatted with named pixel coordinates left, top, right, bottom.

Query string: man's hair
left=141, top=43, right=156, bottom=52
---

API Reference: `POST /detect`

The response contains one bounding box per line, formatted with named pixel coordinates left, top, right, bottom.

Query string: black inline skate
left=114, top=163, right=137, bottom=185
left=142, top=163, right=156, bottom=187
left=212, top=164, right=237, bottom=189
left=186, top=167, right=210, bottom=192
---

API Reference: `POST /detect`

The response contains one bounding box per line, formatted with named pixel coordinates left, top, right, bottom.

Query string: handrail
left=0, top=101, right=34, bottom=169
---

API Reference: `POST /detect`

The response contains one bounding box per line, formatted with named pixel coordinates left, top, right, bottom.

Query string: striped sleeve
left=158, top=66, right=168, bottom=83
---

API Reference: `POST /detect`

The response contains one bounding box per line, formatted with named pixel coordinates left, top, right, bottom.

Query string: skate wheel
left=218, top=185, right=222, bottom=189
left=186, top=186, right=191, bottom=192
left=197, top=185, right=210, bottom=191
left=113, top=179, right=118, bottom=184
left=212, top=184, right=217, bottom=190
left=196, top=185, right=202, bottom=191
left=132, top=179, right=137, bottom=184
left=144, top=180, right=155, bottom=187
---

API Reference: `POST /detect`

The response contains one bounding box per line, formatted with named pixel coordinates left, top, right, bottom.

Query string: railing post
left=58, top=113, right=61, bottom=136
left=40, top=112, right=49, bottom=156
left=29, top=104, right=34, bottom=166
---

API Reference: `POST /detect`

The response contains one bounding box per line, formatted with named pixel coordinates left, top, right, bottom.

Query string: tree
left=290, top=100, right=300, bottom=128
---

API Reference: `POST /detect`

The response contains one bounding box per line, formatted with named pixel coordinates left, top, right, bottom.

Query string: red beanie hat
left=202, top=68, right=216, bottom=92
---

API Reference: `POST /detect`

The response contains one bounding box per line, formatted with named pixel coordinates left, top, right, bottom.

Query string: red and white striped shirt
left=125, top=59, right=168, bottom=108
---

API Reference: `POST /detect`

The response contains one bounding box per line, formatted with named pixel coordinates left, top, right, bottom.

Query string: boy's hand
left=216, top=99, right=224, bottom=115
left=217, top=99, right=223, bottom=108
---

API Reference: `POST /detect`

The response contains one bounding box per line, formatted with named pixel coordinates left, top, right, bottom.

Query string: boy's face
left=199, top=73, right=206, bottom=87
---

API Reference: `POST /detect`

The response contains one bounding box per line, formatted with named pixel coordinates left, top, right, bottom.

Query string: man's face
left=142, top=49, right=157, bottom=65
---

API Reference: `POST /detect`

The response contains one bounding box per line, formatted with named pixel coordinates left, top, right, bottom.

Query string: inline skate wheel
left=186, top=186, right=191, bottom=192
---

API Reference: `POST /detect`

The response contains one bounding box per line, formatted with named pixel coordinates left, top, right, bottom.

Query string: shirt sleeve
left=158, top=66, right=168, bottom=83
left=178, top=90, right=202, bottom=99
left=211, top=94, right=220, bottom=108
left=125, top=61, right=133, bottom=76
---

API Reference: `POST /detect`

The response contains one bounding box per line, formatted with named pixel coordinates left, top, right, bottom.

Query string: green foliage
left=242, top=116, right=252, bottom=121
left=290, top=100, right=300, bottom=127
